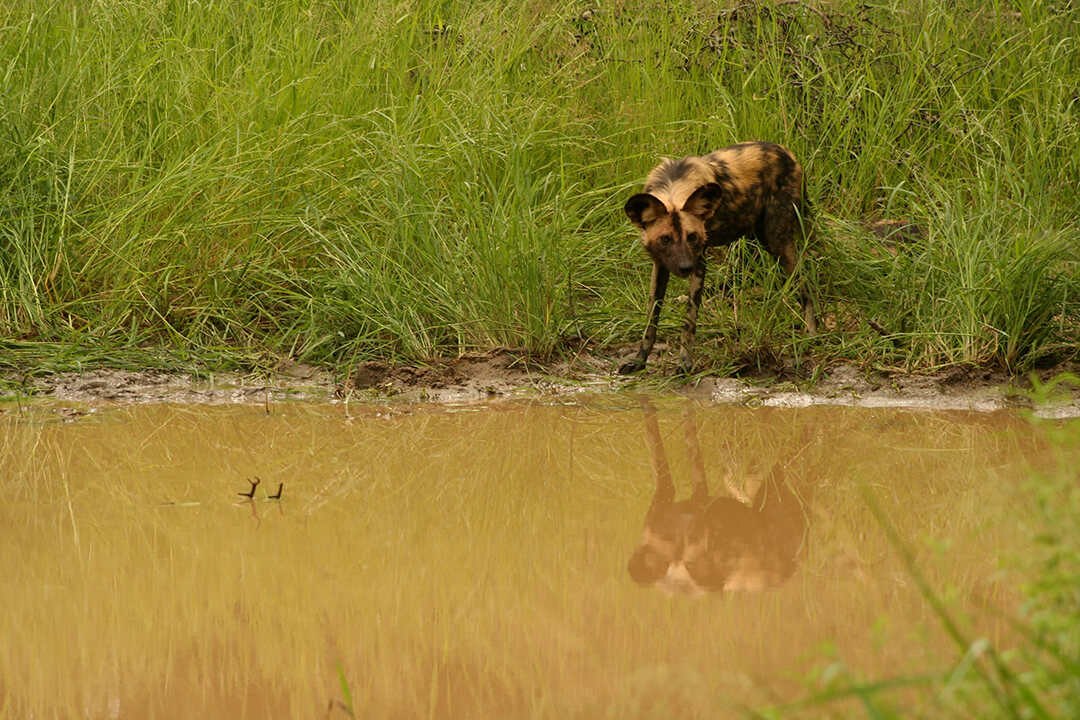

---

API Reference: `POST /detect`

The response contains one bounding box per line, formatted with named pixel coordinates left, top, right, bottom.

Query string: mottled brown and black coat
left=621, top=141, right=816, bottom=374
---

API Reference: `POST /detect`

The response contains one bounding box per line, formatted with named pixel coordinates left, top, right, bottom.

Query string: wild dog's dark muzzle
left=665, top=249, right=696, bottom=278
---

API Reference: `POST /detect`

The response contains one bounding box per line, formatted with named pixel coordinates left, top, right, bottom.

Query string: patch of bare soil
left=7, top=350, right=1080, bottom=418
left=11, top=364, right=338, bottom=406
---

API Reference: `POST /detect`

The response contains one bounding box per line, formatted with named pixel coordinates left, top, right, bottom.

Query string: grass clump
left=0, top=0, right=1077, bottom=374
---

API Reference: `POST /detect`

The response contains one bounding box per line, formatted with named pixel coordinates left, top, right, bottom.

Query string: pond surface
left=0, top=396, right=1058, bottom=718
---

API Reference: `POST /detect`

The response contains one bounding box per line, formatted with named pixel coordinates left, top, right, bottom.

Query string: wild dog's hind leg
left=778, top=243, right=818, bottom=334
left=620, top=264, right=670, bottom=374
left=678, top=257, right=707, bottom=374
left=761, top=200, right=817, bottom=333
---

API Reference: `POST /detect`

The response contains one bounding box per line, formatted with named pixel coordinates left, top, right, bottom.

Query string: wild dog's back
left=701, top=142, right=806, bottom=243
left=635, top=142, right=805, bottom=247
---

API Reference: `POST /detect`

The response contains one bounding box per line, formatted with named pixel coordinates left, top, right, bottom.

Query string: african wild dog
left=620, top=141, right=817, bottom=375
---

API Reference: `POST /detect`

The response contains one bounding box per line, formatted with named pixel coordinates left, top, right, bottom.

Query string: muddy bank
left=6, top=349, right=1079, bottom=418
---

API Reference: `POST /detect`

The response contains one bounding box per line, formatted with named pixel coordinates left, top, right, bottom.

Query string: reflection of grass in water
left=768, top=393, right=1080, bottom=719
left=0, top=401, right=1074, bottom=717
left=335, top=659, right=356, bottom=717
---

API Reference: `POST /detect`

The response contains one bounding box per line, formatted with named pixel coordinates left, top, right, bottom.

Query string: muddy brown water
left=0, top=395, right=1062, bottom=718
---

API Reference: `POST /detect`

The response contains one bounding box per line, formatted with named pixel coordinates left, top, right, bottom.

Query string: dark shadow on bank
left=627, top=400, right=812, bottom=597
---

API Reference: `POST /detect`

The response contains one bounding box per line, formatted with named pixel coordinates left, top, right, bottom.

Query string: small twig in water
left=268, top=483, right=283, bottom=500
left=238, top=476, right=261, bottom=498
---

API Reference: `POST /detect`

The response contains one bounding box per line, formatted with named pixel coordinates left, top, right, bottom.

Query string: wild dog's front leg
left=619, top=264, right=669, bottom=374
left=677, top=257, right=707, bottom=375
left=642, top=400, right=675, bottom=505
left=626, top=399, right=677, bottom=585
left=682, top=406, right=708, bottom=502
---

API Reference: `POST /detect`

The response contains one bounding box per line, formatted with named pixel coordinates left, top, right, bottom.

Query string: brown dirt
left=7, top=349, right=1079, bottom=418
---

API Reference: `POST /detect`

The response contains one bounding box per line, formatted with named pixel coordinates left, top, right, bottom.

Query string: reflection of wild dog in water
left=627, top=402, right=809, bottom=596
left=620, top=142, right=817, bottom=375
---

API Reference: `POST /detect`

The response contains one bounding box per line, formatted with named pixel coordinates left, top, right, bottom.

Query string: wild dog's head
left=626, top=497, right=727, bottom=597
left=624, top=183, right=723, bottom=278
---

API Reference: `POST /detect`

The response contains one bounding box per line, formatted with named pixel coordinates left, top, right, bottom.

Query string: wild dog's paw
left=618, top=358, right=646, bottom=375
left=676, top=349, right=696, bottom=376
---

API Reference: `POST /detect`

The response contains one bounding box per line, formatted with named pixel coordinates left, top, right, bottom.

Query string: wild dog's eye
left=660, top=235, right=673, bottom=246
left=687, top=232, right=701, bottom=245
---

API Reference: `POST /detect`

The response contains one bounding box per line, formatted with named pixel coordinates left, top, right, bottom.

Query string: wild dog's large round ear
left=683, top=183, right=724, bottom=219
left=627, top=545, right=668, bottom=586
left=686, top=555, right=728, bottom=593
left=624, top=193, right=667, bottom=229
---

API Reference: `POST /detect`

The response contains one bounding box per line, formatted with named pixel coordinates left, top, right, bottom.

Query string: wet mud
left=8, top=350, right=1079, bottom=417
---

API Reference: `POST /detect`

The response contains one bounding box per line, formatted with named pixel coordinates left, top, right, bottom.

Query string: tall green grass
left=1, top=0, right=1077, bottom=373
